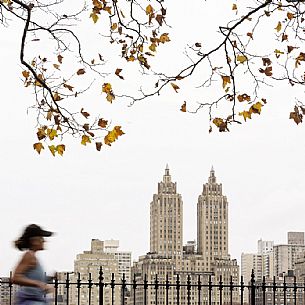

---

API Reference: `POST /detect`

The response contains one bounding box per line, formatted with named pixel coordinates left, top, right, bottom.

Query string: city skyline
left=1, top=164, right=304, bottom=277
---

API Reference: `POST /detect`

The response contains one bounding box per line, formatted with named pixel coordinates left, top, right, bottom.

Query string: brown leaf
left=259, top=66, right=272, bottom=77
left=180, top=101, right=186, bottom=112
left=57, top=54, right=63, bottom=64
left=96, top=142, right=103, bottom=151
left=115, top=68, right=124, bottom=80
left=290, top=106, right=303, bottom=124
left=98, top=118, right=108, bottom=128
left=76, top=68, right=86, bottom=75
left=63, top=83, right=74, bottom=91
left=33, top=142, right=44, bottom=154
left=262, top=57, right=272, bottom=66
left=81, top=108, right=90, bottom=119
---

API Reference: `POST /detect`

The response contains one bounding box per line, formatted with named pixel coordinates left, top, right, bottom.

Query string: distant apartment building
left=62, top=239, right=131, bottom=305
left=255, top=273, right=304, bottom=305
left=274, top=232, right=305, bottom=277
left=131, top=166, right=239, bottom=305
left=0, top=277, right=18, bottom=305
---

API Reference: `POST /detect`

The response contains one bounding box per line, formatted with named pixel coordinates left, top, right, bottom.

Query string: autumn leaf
left=56, top=144, right=65, bottom=156
left=221, top=75, right=231, bottom=88
left=287, top=12, right=294, bottom=20
left=237, top=94, right=251, bottom=102
left=262, top=57, right=272, bottom=66
left=247, top=32, right=253, bottom=39
left=274, top=49, right=284, bottom=58
left=295, top=52, right=305, bottom=67
left=115, top=68, right=124, bottom=80
left=57, top=54, right=63, bottom=64
left=53, top=64, right=60, bottom=70
left=102, top=83, right=115, bottom=103
left=81, top=135, right=91, bottom=146
left=76, top=68, right=86, bottom=75
left=275, top=21, right=282, bottom=32
left=81, top=108, right=90, bottom=119
left=22, top=70, right=30, bottom=79
left=212, top=118, right=229, bottom=132
left=259, top=66, right=272, bottom=77
left=37, top=128, right=46, bottom=140
left=290, top=106, right=303, bottom=125
left=146, top=4, right=154, bottom=15
left=171, top=83, right=180, bottom=93
left=232, top=4, right=237, bottom=10
left=111, top=23, right=118, bottom=31
left=96, top=142, right=103, bottom=151
left=104, top=126, right=124, bottom=146
left=180, top=101, right=186, bottom=112
left=63, top=83, right=74, bottom=91
left=90, top=12, right=99, bottom=23
left=47, top=128, right=58, bottom=140
left=49, top=145, right=56, bottom=156
left=33, top=142, right=44, bottom=154
left=98, top=118, right=108, bottom=128
left=250, top=101, right=263, bottom=114
left=239, top=111, right=252, bottom=121
left=53, top=92, right=62, bottom=101
left=159, top=33, right=170, bottom=43
left=237, top=54, right=248, bottom=64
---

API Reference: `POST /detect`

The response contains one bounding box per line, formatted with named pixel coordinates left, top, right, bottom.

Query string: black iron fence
left=1, top=270, right=305, bottom=305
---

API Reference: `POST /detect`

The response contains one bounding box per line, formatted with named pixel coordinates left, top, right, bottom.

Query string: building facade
left=132, top=166, right=239, bottom=305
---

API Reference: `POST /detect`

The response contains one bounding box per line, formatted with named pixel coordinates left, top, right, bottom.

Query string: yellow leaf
left=56, top=144, right=65, bottom=156
left=33, top=142, right=44, bottom=154
left=221, top=75, right=231, bottom=88
left=90, top=12, right=99, bottom=23
left=102, top=83, right=112, bottom=94
left=49, top=145, right=56, bottom=156
left=251, top=102, right=263, bottom=114
left=104, top=126, right=124, bottom=146
left=159, top=33, right=170, bottom=43
left=275, top=21, right=282, bottom=32
left=237, top=54, right=248, bottom=64
left=149, top=43, right=157, bottom=52
left=81, top=135, right=91, bottom=146
left=111, top=23, right=117, bottom=31
left=171, top=83, right=180, bottom=93
left=47, top=128, right=58, bottom=140
left=146, top=4, right=154, bottom=15
left=239, top=111, right=252, bottom=121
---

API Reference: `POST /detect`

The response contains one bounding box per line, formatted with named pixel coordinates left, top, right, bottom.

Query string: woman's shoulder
left=21, top=250, right=37, bottom=267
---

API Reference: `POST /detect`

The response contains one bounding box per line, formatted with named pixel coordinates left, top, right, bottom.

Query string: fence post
left=99, top=267, right=104, bottom=305
left=250, top=270, right=256, bottom=305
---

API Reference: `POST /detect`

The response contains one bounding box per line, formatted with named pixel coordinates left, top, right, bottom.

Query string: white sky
left=0, top=0, right=305, bottom=276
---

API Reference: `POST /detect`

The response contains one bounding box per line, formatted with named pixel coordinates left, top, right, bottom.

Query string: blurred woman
left=12, top=224, right=54, bottom=305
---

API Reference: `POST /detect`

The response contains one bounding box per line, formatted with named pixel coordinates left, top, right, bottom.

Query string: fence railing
left=1, top=269, right=305, bottom=305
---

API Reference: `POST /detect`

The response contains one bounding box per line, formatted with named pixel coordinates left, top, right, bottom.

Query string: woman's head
left=15, top=224, right=53, bottom=251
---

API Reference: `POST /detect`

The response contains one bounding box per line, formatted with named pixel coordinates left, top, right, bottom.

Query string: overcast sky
left=1, top=0, right=305, bottom=276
